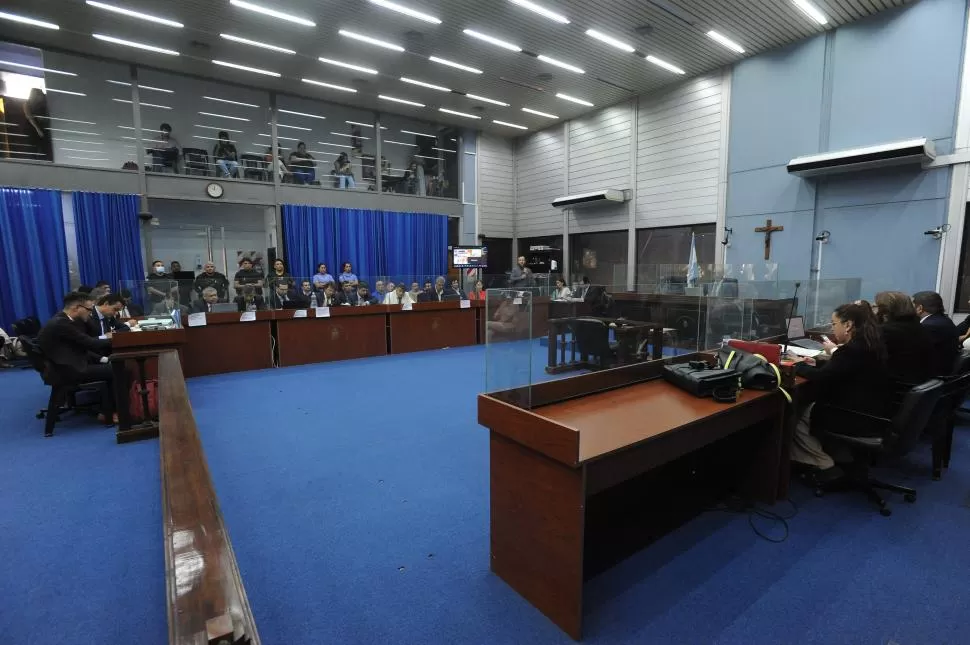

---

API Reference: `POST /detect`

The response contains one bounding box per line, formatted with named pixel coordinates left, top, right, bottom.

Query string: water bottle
left=310, top=292, right=318, bottom=308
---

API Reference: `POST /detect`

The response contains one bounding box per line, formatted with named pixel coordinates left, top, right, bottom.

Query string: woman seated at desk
left=552, top=277, right=572, bottom=301
left=791, top=302, right=891, bottom=481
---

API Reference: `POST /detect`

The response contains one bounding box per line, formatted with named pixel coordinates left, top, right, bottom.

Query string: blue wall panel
left=816, top=167, right=951, bottom=210
left=725, top=210, right=816, bottom=282
left=728, top=166, right=817, bottom=218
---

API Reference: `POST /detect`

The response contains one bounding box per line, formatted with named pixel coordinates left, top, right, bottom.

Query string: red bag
left=128, top=378, right=159, bottom=423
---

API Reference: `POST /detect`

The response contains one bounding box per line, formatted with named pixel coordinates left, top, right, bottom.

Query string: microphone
left=783, top=282, right=801, bottom=355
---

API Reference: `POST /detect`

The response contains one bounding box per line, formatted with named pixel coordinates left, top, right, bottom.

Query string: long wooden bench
left=158, top=350, right=260, bottom=645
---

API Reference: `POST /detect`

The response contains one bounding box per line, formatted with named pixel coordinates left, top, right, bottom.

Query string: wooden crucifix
left=754, top=219, right=784, bottom=261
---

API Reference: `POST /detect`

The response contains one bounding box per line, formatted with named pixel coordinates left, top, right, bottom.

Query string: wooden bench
left=158, top=351, right=260, bottom=645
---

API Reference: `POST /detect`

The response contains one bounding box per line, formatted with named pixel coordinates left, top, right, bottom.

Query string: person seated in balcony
left=288, top=142, right=316, bottom=185
left=356, top=282, right=380, bottom=306
left=333, top=152, right=356, bottom=189
left=234, top=257, right=264, bottom=296
left=192, top=287, right=221, bottom=314
left=234, top=285, right=265, bottom=312
left=212, top=131, right=239, bottom=178
left=194, top=262, right=229, bottom=301
left=147, top=122, right=180, bottom=173
left=265, top=145, right=290, bottom=182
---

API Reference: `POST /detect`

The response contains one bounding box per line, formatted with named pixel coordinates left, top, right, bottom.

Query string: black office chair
left=573, top=318, right=616, bottom=370
left=11, top=316, right=41, bottom=339
left=813, top=378, right=945, bottom=516
left=20, top=337, right=105, bottom=437
left=241, top=154, right=268, bottom=181
left=182, top=148, right=211, bottom=176
left=929, top=350, right=970, bottom=479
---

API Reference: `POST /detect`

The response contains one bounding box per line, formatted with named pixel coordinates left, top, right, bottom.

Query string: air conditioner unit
left=552, top=189, right=629, bottom=208
left=787, top=138, right=935, bottom=177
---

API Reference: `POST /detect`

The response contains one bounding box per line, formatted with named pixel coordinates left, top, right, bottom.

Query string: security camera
left=924, top=224, right=951, bottom=240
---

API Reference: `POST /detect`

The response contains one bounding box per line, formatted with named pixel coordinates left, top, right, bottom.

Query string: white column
left=715, top=66, right=733, bottom=269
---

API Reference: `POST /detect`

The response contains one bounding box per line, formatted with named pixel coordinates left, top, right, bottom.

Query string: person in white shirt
left=552, top=277, right=572, bottom=301
left=384, top=283, right=414, bottom=305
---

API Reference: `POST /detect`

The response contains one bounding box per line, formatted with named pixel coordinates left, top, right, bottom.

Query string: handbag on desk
left=662, top=361, right=740, bottom=401
left=717, top=346, right=780, bottom=390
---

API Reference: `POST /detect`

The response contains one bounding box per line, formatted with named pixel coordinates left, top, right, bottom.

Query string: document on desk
left=292, top=309, right=307, bottom=318
left=513, top=297, right=523, bottom=305
left=239, top=311, right=257, bottom=322
left=402, top=301, right=412, bottom=311
left=187, top=312, right=207, bottom=327
left=315, top=307, right=331, bottom=318
left=460, top=299, right=471, bottom=309
left=783, top=344, right=823, bottom=358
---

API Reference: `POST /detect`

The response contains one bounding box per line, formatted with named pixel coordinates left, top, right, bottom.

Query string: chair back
left=886, top=378, right=946, bottom=456
left=19, top=336, right=54, bottom=383
left=573, top=318, right=613, bottom=369
left=182, top=147, right=210, bottom=175
left=951, top=350, right=970, bottom=376
left=12, top=316, right=41, bottom=338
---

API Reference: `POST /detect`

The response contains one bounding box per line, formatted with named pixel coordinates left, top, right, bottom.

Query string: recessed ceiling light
left=555, top=92, right=593, bottom=107
left=58, top=148, right=103, bottom=153
left=258, top=133, right=300, bottom=141
left=198, top=111, right=251, bottom=122
left=585, top=29, right=635, bottom=53
left=40, top=117, right=97, bottom=125
left=229, top=0, right=316, bottom=27
left=203, top=96, right=260, bottom=108
left=368, top=0, right=441, bottom=24
left=493, top=120, right=528, bottom=130
left=47, top=128, right=98, bottom=135
left=279, top=109, right=327, bottom=120
left=508, top=0, right=569, bottom=24
left=521, top=107, right=558, bottom=119
left=93, top=34, right=179, bottom=56
left=316, top=141, right=353, bottom=148
left=400, top=129, right=437, bottom=138
left=383, top=140, right=418, bottom=147
left=537, top=55, right=584, bottom=74
left=85, top=1, right=183, bottom=28
left=463, top=29, right=521, bottom=52
left=0, top=60, right=75, bottom=76
left=645, top=55, right=685, bottom=74
left=318, top=57, right=379, bottom=75
left=106, top=80, right=174, bottom=93
left=0, top=10, right=59, bottom=30
left=193, top=135, right=236, bottom=142
left=465, top=93, right=508, bottom=107
left=194, top=124, right=244, bottom=133
left=429, top=56, right=483, bottom=74
left=400, top=77, right=451, bottom=92
left=330, top=131, right=371, bottom=139
left=46, top=88, right=86, bottom=96
left=338, top=30, right=405, bottom=52
left=706, top=30, right=745, bottom=54
left=439, top=107, right=481, bottom=119
left=113, top=98, right=171, bottom=109
left=793, top=0, right=828, bottom=25
left=212, top=60, right=281, bottom=77
left=378, top=94, right=425, bottom=107
left=220, top=33, right=296, bottom=55
left=302, top=78, right=357, bottom=92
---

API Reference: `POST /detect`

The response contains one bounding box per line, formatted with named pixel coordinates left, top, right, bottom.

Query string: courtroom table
left=275, top=306, right=389, bottom=367
left=388, top=301, right=478, bottom=354
left=478, top=362, right=788, bottom=640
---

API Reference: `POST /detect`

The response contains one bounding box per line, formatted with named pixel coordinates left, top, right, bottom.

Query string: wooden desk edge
left=478, top=394, right=580, bottom=466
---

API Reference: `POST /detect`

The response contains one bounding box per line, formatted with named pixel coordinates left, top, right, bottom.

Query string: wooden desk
left=275, top=306, right=388, bottom=366
left=478, top=365, right=787, bottom=640
left=388, top=302, right=477, bottom=354
left=182, top=312, right=274, bottom=377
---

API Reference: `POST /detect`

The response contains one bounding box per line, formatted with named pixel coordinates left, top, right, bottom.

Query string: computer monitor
left=787, top=316, right=805, bottom=339
left=453, top=246, right=488, bottom=268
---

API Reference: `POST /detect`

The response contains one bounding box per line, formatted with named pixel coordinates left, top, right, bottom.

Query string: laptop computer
left=210, top=302, right=238, bottom=313
left=787, top=316, right=825, bottom=351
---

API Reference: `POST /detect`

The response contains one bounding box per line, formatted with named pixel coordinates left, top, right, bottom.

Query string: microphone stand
left=783, top=282, right=801, bottom=355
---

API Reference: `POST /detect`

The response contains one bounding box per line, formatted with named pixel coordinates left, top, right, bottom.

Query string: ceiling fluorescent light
left=58, top=148, right=103, bottom=153
left=429, top=56, right=483, bottom=74
left=49, top=139, right=102, bottom=145
left=383, top=140, right=418, bottom=147
left=378, top=94, right=425, bottom=107
left=41, top=117, right=96, bottom=125
left=645, top=55, right=685, bottom=74
left=279, top=109, right=326, bottom=120
left=46, top=88, right=86, bottom=96
left=330, top=132, right=371, bottom=139
left=93, top=34, right=179, bottom=56
left=432, top=147, right=456, bottom=153
left=368, top=0, right=441, bottom=24
left=346, top=120, right=380, bottom=128
left=106, top=80, right=174, bottom=93
left=317, top=141, right=353, bottom=148
left=0, top=60, right=75, bottom=76
left=257, top=133, right=299, bottom=141
left=302, top=78, right=357, bottom=92
left=203, top=96, right=259, bottom=108
left=585, top=29, right=635, bottom=53
left=228, top=0, right=316, bottom=27
left=463, top=29, right=521, bottom=52
left=276, top=123, right=313, bottom=131
left=522, top=107, right=558, bottom=119
left=66, top=156, right=110, bottom=161
left=212, top=60, right=281, bottom=77
left=85, top=1, right=182, bottom=28
left=194, top=125, right=243, bottom=133
left=338, top=30, right=405, bottom=52
left=439, top=107, right=481, bottom=119
left=537, top=55, right=584, bottom=74
left=47, top=128, right=98, bottom=135
left=0, top=10, right=59, bottom=30
left=465, top=93, right=508, bottom=107
left=493, top=120, right=528, bottom=130
left=555, top=92, right=593, bottom=107
left=193, top=135, right=236, bottom=142
left=400, top=77, right=451, bottom=92
left=508, top=0, right=569, bottom=24
left=414, top=154, right=442, bottom=160
left=220, top=33, right=296, bottom=54
left=706, top=30, right=745, bottom=54
left=400, top=129, right=436, bottom=138
left=318, top=57, right=379, bottom=75
left=793, top=0, right=828, bottom=25
left=198, top=111, right=251, bottom=122
left=113, top=98, right=171, bottom=109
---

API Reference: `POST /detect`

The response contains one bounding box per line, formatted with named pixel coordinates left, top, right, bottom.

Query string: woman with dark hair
left=873, top=291, right=934, bottom=384
left=791, top=303, right=892, bottom=476
left=267, top=258, right=294, bottom=292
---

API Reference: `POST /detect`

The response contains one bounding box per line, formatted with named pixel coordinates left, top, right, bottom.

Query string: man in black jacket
left=913, top=291, right=959, bottom=376
left=38, top=292, right=116, bottom=421
left=84, top=294, right=134, bottom=339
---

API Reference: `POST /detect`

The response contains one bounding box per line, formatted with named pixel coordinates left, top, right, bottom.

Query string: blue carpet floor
left=2, top=344, right=970, bottom=644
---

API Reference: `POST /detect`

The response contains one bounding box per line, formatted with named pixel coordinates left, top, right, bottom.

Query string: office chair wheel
left=879, top=503, right=892, bottom=517
left=904, top=492, right=917, bottom=503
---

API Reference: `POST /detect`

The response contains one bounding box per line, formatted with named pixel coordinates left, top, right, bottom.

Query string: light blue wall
left=726, top=0, right=967, bottom=298
left=460, top=129, right=478, bottom=245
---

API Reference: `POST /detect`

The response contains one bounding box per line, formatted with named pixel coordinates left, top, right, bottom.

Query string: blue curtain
left=73, top=192, right=144, bottom=289
left=282, top=205, right=447, bottom=282
left=0, top=188, right=69, bottom=327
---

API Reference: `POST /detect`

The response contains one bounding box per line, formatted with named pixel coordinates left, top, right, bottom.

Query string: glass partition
left=379, top=113, right=459, bottom=198
left=135, top=68, right=270, bottom=180
left=118, top=279, right=188, bottom=322
left=484, top=288, right=533, bottom=407
left=0, top=43, right=136, bottom=170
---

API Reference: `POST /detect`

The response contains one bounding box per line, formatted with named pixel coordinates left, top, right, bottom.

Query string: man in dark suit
left=416, top=280, right=434, bottom=303
left=336, top=281, right=358, bottom=306
left=37, top=291, right=116, bottom=422
left=269, top=282, right=295, bottom=309
left=84, top=294, right=134, bottom=339
left=118, top=289, right=144, bottom=318
left=191, top=287, right=221, bottom=313
left=449, top=278, right=466, bottom=300
left=913, top=291, right=959, bottom=376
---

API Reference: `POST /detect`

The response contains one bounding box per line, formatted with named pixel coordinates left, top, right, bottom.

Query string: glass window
left=134, top=68, right=270, bottom=181
left=569, top=230, right=629, bottom=287
left=379, top=113, right=460, bottom=199
left=0, top=43, right=135, bottom=170
left=635, top=224, right=716, bottom=289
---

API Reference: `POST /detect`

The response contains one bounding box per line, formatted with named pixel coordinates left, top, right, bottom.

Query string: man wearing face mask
left=147, top=260, right=176, bottom=308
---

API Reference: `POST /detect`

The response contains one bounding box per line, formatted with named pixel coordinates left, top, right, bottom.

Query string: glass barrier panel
left=379, top=113, right=459, bottom=199
left=118, top=279, right=188, bottom=323
left=484, top=288, right=533, bottom=409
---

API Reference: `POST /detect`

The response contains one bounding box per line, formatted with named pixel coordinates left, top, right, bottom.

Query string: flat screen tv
left=453, top=246, right=488, bottom=268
